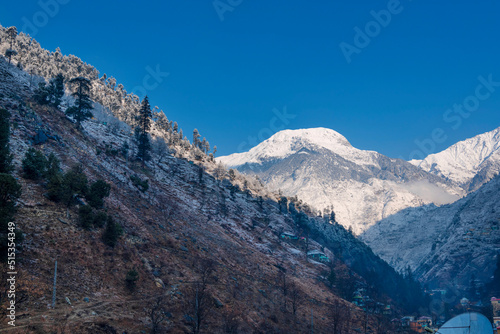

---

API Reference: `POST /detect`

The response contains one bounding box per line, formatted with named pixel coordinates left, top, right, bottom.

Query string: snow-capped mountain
left=220, top=128, right=379, bottom=168
left=361, top=174, right=500, bottom=289
left=410, top=127, right=500, bottom=192
left=219, top=128, right=463, bottom=234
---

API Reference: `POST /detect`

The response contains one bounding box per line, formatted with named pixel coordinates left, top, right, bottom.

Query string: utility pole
left=195, top=285, right=199, bottom=334
left=52, top=260, right=57, bottom=308
left=311, top=308, right=314, bottom=334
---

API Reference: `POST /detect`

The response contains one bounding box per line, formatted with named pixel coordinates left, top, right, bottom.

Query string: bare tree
left=152, top=136, right=169, bottom=164
left=146, top=295, right=169, bottom=334
left=185, top=259, right=216, bottom=334
left=276, top=268, right=289, bottom=312
left=213, top=162, right=226, bottom=180
left=288, top=281, right=303, bottom=317
left=329, top=300, right=351, bottom=334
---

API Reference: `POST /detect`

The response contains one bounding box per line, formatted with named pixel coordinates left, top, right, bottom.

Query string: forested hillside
left=0, top=25, right=426, bottom=333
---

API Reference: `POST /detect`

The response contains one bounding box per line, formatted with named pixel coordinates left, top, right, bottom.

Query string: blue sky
left=2, top=0, right=500, bottom=159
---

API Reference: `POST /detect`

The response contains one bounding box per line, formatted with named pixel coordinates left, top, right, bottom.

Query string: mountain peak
left=219, top=127, right=373, bottom=167
left=270, top=127, right=352, bottom=149
left=410, top=126, right=500, bottom=187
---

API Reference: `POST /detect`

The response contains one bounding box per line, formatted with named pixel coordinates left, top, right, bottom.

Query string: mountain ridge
left=219, top=127, right=463, bottom=234
left=410, top=126, right=500, bottom=191
left=361, top=174, right=500, bottom=289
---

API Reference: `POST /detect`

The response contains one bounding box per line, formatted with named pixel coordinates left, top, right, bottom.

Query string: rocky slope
left=219, top=128, right=463, bottom=234
left=0, top=35, right=414, bottom=332
left=361, top=174, right=500, bottom=289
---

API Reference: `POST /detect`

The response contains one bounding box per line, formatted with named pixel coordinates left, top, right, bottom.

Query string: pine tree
left=102, top=215, right=123, bottom=247
left=0, top=109, right=13, bottom=174
left=136, top=96, right=152, bottom=167
left=66, top=77, right=93, bottom=128
left=34, top=74, right=65, bottom=107
left=5, top=26, right=17, bottom=64
left=193, top=129, right=201, bottom=150
left=4, top=49, right=17, bottom=64
left=60, top=165, right=89, bottom=207
left=34, top=82, right=50, bottom=105
left=125, top=269, right=139, bottom=291
left=49, top=73, right=65, bottom=108
left=330, top=210, right=336, bottom=224
left=22, top=148, right=48, bottom=180
left=200, top=137, right=207, bottom=153
left=46, top=154, right=64, bottom=202
left=0, top=109, right=21, bottom=262
left=86, top=180, right=111, bottom=209
left=0, top=173, right=22, bottom=262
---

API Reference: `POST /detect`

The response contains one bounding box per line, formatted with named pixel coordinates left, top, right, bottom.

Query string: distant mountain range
left=219, top=127, right=466, bottom=234
left=220, top=126, right=500, bottom=288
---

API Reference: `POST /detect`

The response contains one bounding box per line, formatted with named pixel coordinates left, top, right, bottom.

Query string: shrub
left=45, top=153, right=61, bottom=179
left=102, top=216, right=123, bottom=247
left=0, top=173, right=22, bottom=229
left=33, top=82, right=50, bottom=105
left=0, top=173, right=22, bottom=262
left=44, top=153, right=63, bottom=201
left=47, top=172, right=64, bottom=202
left=0, top=108, right=13, bottom=174
left=60, top=165, right=88, bottom=207
left=22, top=148, right=48, bottom=180
left=78, top=205, right=94, bottom=230
left=130, top=174, right=148, bottom=192
left=121, top=142, right=129, bottom=159
left=125, top=269, right=139, bottom=291
left=93, top=211, right=108, bottom=228
left=86, top=180, right=110, bottom=209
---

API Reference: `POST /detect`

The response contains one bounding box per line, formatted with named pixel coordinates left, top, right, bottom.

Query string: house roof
left=307, top=250, right=326, bottom=256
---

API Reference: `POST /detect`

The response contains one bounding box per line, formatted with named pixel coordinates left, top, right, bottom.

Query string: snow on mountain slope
left=410, top=127, right=500, bottom=191
left=361, top=175, right=500, bottom=289
left=219, top=128, right=463, bottom=234
left=221, top=128, right=379, bottom=167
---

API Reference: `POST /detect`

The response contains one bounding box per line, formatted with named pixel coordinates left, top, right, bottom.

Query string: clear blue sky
left=2, top=0, right=500, bottom=159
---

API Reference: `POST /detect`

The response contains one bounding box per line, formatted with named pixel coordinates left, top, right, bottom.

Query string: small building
left=410, top=321, right=424, bottom=333
left=493, top=317, right=500, bottom=334
left=431, top=289, right=447, bottom=296
left=407, top=317, right=432, bottom=333
left=307, top=250, right=329, bottom=263
left=401, top=316, right=415, bottom=327
left=417, top=316, right=432, bottom=328
left=352, top=293, right=364, bottom=307
left=280, top=232, right=298, bottom=240
left=492, top=297, right=500, bottom=315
